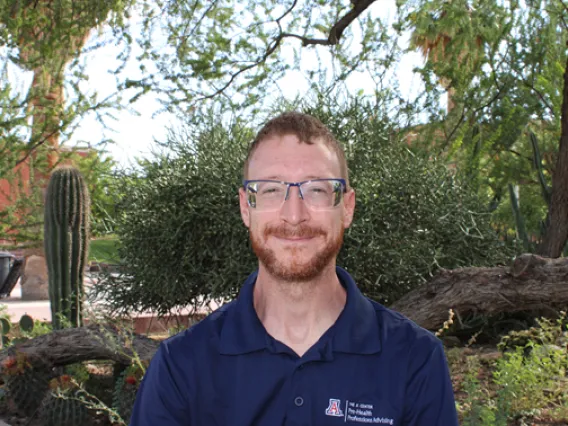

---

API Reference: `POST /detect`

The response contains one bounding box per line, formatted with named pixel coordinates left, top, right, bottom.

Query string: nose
left=280, top=185, right=310, bottom=225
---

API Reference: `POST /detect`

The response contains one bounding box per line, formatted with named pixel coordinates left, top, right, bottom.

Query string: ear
left=342, top=188, right=356, bottom=229
left=239, top=187, right=251, bottom=228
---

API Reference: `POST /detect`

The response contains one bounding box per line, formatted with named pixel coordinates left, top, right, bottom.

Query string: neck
left=253, top=264, right=346, bottom=357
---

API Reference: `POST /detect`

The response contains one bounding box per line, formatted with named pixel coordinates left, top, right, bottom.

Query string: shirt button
left=294, top=396, right=304, bottom=407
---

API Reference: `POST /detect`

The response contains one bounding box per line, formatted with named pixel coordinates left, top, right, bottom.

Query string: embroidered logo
left=325, top=399, right=344, bottom=417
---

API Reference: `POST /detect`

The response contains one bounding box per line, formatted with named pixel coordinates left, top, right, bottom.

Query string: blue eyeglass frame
left=242, top=178, right=347, bottom=207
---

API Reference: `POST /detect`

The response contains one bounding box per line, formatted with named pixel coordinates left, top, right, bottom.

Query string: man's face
left=239, top=134, right=355, bottom=282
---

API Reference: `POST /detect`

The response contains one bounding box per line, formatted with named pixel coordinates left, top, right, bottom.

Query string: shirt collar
left=219, top=267, right=381, bottom=355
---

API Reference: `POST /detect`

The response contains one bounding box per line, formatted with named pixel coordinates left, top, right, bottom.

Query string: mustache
left=264, top=224, right=326, bottom=239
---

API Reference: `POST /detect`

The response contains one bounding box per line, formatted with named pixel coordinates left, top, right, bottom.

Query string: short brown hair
left=243, top=112, right=349, bottom=185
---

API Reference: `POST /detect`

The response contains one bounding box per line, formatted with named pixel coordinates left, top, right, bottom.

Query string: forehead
left=247, top=134, right=341, bottom=180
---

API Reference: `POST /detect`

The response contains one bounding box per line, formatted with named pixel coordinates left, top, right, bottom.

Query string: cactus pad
left=19, top=314, right=34, bottom=333
left=0, top=317, right=11, bottom=334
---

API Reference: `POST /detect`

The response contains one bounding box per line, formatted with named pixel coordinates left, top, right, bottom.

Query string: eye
left=307, top=183, right=332, bottom=194
left=257, top=182, right=285, bottom=196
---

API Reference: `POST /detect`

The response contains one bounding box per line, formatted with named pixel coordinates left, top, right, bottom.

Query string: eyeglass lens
left=247, top=180, right=343, bottom=210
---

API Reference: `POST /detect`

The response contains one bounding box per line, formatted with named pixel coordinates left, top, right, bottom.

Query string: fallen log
left=390, top=254, right=568, bottom=330
left=0, top=324, right=160, bottom=373
left=1, top=254, right=567, bottom=371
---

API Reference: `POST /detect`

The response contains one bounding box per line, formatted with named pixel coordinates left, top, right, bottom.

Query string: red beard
left=250, top=222, right=344, bottom=282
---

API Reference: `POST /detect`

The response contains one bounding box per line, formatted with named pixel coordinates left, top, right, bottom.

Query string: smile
left=274, top=236, right=314, bottom=242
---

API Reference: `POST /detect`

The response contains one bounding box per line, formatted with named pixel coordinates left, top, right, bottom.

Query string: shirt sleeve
left=129, top=342, right=191, bottom=426
left=402, top=339, right=459, bottom=425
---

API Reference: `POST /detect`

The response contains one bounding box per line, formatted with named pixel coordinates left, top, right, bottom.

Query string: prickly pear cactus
left=0, top=317, right=11, bottom=334
left=40, top=375, right=89, bottom=426
left=19, top=314, right=34, bottom=333
left=2, top=352, right=51, bottom=416
left=0, top=317, right=11, bottom=348
left=112, top=363, right=146, bottom=424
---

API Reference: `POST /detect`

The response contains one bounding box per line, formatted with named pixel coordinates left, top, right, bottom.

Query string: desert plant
left=498, top=311, right=568, bottom=353
left=112, top=362, right=146, bottom=424
left=0, top=317, right=10, bottom=347
left=0, top=317, right=10, bottom=334
left=460, top=356, right=501, bottom=426
left=99, top=94, right=511, bottom=315
left=18, top=313, right=34, bottom=333
left=2, top=352, right=52, bottom=416
left=460, top=313, right=568, bottom=423
left=40, top=375, right=90, bottom=426
left=44, top=166, right=91, bottom=329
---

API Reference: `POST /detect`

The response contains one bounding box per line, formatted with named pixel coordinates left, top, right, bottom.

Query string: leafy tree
left=0, top=0, right=134, bottom=170
left=402, top=0, right=568, bottom=256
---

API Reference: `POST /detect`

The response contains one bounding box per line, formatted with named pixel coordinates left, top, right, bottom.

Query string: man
left=130, top=112, right=459, bottom=425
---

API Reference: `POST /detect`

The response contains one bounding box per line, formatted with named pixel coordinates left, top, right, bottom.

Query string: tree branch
left=520, top=78, right=556, bottom=117
left=283, top=0, right=378, bottom=46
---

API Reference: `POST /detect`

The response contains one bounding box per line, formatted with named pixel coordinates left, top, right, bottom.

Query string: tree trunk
left=28, top=66, right=64, bottom=170
left=390, top=254, right=568, bottom=330
left=538, top=54, right=568, bottom=257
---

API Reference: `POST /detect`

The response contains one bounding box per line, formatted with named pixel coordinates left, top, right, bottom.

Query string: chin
left=265, top=254, right=331, bottom=282
left=268, top=266, right=323, bottom=283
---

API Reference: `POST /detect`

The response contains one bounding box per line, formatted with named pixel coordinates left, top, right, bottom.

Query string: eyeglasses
left=243, top=178, right=347, bottom=211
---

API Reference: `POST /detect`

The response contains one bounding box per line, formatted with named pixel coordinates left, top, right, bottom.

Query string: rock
left=20, top=255, right=49, bottom=301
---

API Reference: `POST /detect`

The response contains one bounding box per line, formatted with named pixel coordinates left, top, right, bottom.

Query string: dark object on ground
left=0, top=257, right=24, bottom=298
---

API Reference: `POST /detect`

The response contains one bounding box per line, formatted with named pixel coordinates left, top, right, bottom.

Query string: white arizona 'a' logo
left=325, top=399, right=344, bottom=417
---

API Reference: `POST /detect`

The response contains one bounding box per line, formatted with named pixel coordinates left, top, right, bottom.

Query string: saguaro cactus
left=44, top=166, right=90, bottom=329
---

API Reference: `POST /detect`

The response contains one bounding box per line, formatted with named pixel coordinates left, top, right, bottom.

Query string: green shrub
left=460, top=313, right=568, bottom=423
left=98, top=93, right=511, bottom=315
left=460, top=356, right=500, bottom=426
left=94, top=114, right=255, bottom=316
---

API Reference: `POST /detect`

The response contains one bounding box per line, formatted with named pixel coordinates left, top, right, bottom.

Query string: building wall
left=0, top=149, right=91, bottom=247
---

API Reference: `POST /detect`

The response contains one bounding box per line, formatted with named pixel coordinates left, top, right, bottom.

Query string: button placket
left=286, top=360, right=309, bottom=424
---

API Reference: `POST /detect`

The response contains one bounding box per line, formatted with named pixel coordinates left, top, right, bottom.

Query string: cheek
left=327, top=212, right=345, bottom=229
left=249, top=213, right=274, bottom=233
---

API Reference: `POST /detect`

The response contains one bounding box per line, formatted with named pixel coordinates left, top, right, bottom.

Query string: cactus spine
left=113, top=363, right=146, bottom=424
left=41, top=376, right=89, bottom=426
left=3, top=353, right=51, bottom=416
left=44, top=167, right=90, bottom=329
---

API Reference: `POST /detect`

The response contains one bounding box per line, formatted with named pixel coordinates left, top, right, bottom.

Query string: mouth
left=274, top=235, right=314, bottom=242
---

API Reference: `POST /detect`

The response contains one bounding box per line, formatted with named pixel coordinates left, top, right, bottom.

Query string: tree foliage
left=130, top=0, right=392, bottom=111
left=401, top=0, right=568, bottom=255
left=0, top=0, right=135, bottom=163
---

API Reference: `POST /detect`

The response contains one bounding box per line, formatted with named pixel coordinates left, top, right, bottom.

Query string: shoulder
left=158, top=300, right=236, bottom=359
left=368, top=299, right=442, bottom=352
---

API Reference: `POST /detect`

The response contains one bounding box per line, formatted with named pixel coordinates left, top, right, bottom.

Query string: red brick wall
left=0, top=149, right=91, bottom=246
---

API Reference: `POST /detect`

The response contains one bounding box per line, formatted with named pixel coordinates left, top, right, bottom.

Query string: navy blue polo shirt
left=130, top=267, right=458, bottom=426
